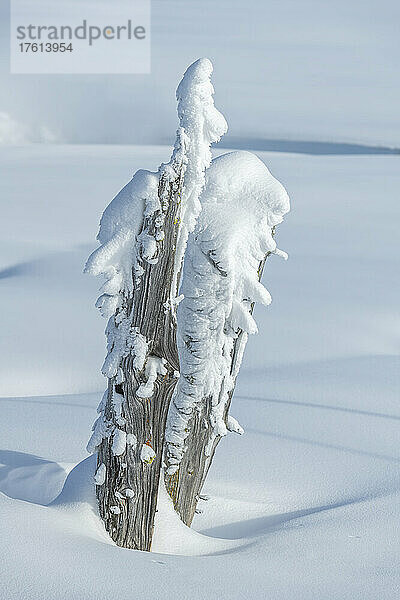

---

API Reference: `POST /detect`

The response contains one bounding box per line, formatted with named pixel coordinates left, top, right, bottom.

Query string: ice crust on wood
left=86, top=388, right=126, bottom=454
left=165, top=151, right=290, bottom=473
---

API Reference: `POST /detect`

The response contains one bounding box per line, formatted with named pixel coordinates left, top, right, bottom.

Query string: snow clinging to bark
left=136, top=356, right=167, bottom=399
left=111, top=428, right=127, bottom=456
left=170, top=58, right=228, bottom=306
left=141, top=444, right=156, bottom=465
left=94, top=463, right=106, bottom=485
left=84, top=59, right=227, bottom=462
left=84, top=170, right=157, bottom=379
left=84, top=58, right=226, bottom=392
left=165, top=151, right=290, bottom=473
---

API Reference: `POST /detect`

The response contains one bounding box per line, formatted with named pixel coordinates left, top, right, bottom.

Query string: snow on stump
left=85, top=58, right=227, bottom=551
left=85, top=58, right=290, bottom=549
left=164, top=151, right=290, bottom=525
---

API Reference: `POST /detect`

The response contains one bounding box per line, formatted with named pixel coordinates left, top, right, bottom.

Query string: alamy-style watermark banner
left=10, top=0, right=151, bottom=74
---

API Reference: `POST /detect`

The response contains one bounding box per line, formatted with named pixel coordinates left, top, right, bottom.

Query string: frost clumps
left=141, top=444, right=156, bottom=465
left=84, top=170, right=156, bottom=379
left=87, top=388, right=127, bottom=454
left=137, top=356, right=167, bottom=398
left=111, top=428, right=127, bottom=456
left=87, top=407, right=112, bottom=454
left=227, top=415, right=244, bottom=436
left=165, top=151, right=290, bottom=473
left=126, top=433, right=137, bottom=448
left=94, top=463, right=106, bottom=486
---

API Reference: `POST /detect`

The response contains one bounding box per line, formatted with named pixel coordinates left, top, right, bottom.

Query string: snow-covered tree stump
left=164, top=152, right=290, bottom=525
left=85, top=59, right=227, bottom=550
left=86, top=58, right=290, bottom=550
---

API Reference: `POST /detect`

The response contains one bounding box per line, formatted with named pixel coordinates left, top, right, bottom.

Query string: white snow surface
left=0, top=144, right=399, bottom=600
left=1, top=1, right=399, bottom=148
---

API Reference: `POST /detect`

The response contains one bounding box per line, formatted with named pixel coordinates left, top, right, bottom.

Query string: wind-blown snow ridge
left=165, top=151, right=290, bottom=473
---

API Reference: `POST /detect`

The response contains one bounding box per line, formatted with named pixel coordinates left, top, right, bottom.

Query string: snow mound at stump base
left=49, top=455, right=238, bottom=555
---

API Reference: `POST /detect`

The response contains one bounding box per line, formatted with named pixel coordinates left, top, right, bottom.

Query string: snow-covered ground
left=0, top=144, right=399, bottom=599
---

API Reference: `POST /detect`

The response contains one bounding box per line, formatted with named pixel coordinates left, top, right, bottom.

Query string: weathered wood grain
left=96, top=168, right=183, bottom=550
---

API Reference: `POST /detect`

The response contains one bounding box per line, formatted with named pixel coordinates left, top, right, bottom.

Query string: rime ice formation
left=86, top=388, right=126, bottom=454
left=165, top=151, right=290, bottom=474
